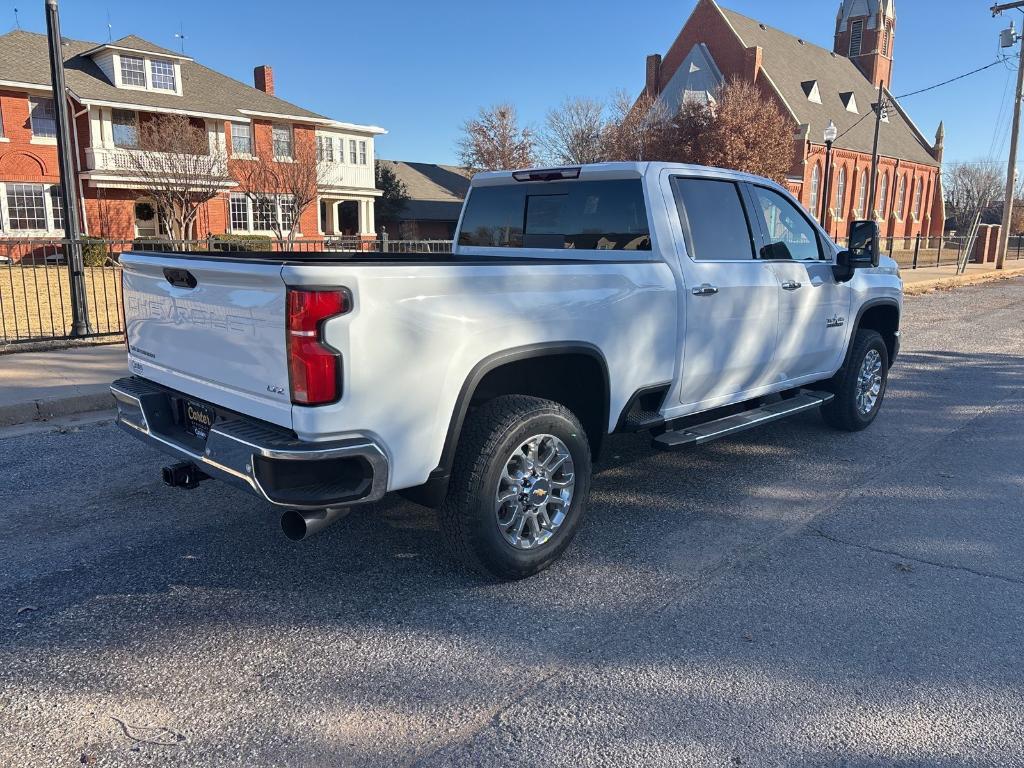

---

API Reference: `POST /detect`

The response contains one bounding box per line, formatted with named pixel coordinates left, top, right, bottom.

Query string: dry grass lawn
left=0, top=265, right=123, bottom=343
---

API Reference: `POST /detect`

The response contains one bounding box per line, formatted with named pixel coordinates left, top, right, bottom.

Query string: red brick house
left=0, top=30, right=385, bottom=246
left=642, top=0, right=944, bottom=239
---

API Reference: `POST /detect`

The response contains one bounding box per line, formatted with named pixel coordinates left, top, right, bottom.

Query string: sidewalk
left=901, top=261, right=1024, bottom=295
left=0, top=343, right=126, bottom=427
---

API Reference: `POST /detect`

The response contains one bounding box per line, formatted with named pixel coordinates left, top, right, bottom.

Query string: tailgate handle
left=163, top=268, right=197, bottom=289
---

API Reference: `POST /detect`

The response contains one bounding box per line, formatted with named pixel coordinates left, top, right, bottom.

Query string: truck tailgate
left=120, top=252, right=293, bottom=428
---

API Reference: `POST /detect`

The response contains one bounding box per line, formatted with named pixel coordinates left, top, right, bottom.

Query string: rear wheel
left=822, top=329, right=889, bottom=431
left=439, top=395, right=592, bottom=580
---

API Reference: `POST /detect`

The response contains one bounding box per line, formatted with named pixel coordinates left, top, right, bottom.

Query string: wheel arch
left=853, top=298, right=900, bottom=365
left=400, top=342, right=611, bottom=508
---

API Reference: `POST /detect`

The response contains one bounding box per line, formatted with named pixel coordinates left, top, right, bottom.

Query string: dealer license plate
left=184, top=399, right=217, bottom=440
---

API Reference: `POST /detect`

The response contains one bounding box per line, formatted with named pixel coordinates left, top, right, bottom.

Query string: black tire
left=438, top=395, right=593, bottom=580
left=821, top=328, right=889, bottom=431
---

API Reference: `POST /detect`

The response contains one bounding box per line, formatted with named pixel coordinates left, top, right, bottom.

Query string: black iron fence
left=832, top=234, right=1024, bottom=270
left=0, top=236, right=453, bottom=346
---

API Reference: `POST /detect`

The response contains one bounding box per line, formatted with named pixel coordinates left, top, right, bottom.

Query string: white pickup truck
left=111, top=162, right=901, bottom=579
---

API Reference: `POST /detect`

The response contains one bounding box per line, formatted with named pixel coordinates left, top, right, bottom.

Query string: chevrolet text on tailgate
left=112, top=162, right=902, bottom=580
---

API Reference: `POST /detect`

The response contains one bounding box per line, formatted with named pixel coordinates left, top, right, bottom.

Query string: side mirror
left=834, top=219, right=880, bottom=282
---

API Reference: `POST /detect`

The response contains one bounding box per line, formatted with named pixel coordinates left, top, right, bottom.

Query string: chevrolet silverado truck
left=110, top=162, right=901, bottom=579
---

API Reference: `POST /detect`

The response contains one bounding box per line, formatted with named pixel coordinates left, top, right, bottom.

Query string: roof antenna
left=174, top=21, right=186, bottom=53
left=13, top=6, right=20, bottom=29
left=105, top=8, right=112, bottom=41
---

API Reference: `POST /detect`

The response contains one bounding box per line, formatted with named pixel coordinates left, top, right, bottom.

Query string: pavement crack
left=809, top=526, right=1024, bottom=586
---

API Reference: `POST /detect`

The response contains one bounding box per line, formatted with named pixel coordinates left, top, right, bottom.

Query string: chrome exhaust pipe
left=280, top=507, right=349, bottom=541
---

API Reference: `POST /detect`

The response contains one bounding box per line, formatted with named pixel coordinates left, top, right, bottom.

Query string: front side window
left=750, top=185, right=822, bottom=262
left=230, top=193, right=249, bottom=230
left=912, top=178, right=923, bottom=219
left=878, top=172, right=889, bottom=218
left=231, top=122, right=252, bottom=155
left=112, top=109, right=139, bottom=148
left=896, top=175, right=907, bottom=219
left=150, top=59, right=176, bottom=91
left=349, top=139, right=357, bottom=164
left=359, top=140, right=367, bottom=165
left=672, top=177, right=753, bottom=261
left=272, top=124, right=293, bottom=158
left=459, top=179, right=651, bottom=251
left=6, top=183, right=47, bottom=230
left=120, top=55, right=147, bottom=87
left=29, top=97, right=56, bottom=138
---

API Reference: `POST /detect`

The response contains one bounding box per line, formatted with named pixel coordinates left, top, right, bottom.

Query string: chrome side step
left=652, top=390, right=834, bottom=451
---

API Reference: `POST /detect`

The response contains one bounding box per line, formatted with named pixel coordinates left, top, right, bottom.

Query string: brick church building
left=643, top=0, right=944, bottom=239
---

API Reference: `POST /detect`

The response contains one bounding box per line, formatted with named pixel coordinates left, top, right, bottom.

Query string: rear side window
left=671, top=177, right=754, bottom=261
left=458, top=180, right=651, bottom=251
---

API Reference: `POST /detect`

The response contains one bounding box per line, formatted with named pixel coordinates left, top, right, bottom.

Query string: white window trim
left=228, top=193, right=297, bottom=235
left=229, top=121, right=255, bottom=158
left=272, top=124, right=294, bottom=161
left=0, top=181, right=67, bottom=236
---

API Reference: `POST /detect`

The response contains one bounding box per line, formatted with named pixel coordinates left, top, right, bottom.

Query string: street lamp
left=820, top=120, right=838, bottom=228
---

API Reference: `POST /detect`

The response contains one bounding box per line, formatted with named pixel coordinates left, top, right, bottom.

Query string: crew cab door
left=743, top=183, right=852, bottom=382
left=669, top=176, right=780, bottom=409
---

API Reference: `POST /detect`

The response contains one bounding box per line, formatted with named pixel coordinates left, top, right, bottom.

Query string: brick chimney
left=645, top=54, right=662, bottom=98
left=254, top=65, right=274, bottom=95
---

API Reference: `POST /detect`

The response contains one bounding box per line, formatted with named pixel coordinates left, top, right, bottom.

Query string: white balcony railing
left=85, top=147, right=229, bottom=177
left=320, top=161, right=376, bottom=191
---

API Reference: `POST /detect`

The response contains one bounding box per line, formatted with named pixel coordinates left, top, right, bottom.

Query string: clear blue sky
left=8, top=0, right=1017, bottom=169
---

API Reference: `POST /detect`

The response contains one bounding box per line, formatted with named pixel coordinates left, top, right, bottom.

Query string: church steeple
left=834, top=0, right=896, bottom=90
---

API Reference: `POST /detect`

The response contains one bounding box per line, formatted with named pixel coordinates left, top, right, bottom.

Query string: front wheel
left=439, top=395, right=593, bottom=580
left=821, top=329, right=890, bottom=431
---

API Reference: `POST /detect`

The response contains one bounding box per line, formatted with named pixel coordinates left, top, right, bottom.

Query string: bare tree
left=234, top=134, right=327, bottom=249
left=671, top=78, right=794, bottom=182
left=601, top=91, right=673, bottom=162
left=457, top=104, right=535, bottom=172
left=540, top=98, right=607, bottom=165
left=120, top=114, right=230, bottom=245
left=944, top=162, right=1003, bottom=233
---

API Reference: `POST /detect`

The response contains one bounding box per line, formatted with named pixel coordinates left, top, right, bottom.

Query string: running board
left=652, top=390, right=834, bottom=451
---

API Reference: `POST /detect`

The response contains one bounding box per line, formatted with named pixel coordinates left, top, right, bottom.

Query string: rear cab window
left=671, top=177, right=756, bottom=261
left=458, top=179, right=651, bottom=251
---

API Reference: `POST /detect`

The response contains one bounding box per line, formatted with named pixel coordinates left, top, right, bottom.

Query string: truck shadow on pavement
left=1, top=349, right=1023, bottom=765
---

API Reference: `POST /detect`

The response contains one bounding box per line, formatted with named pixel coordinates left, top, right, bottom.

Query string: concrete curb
left=0, top=391, right=114, bottom=428
left=904, top=266, right=1024, bottom=296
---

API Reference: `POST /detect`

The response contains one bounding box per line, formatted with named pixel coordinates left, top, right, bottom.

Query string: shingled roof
left=717, top=5, right=938, bottom=167
left=0, top=29, right=327, bottom=121
left=379, top=160, right=471, bottom=221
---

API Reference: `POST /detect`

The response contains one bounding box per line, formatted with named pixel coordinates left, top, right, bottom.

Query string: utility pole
left=993, top=2, right=1024, bottom=270
left=45, top=0, right=91, bottom=335
left=867, top=81, right=886, bottom=217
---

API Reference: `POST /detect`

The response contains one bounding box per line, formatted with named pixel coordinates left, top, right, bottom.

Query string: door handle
left=781, top=280, right=803, bottom=291
left=691, top=284, right=719, bottom=296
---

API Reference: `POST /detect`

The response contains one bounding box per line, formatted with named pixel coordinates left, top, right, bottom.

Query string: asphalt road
left=2, top=279, right=1024, bottom=767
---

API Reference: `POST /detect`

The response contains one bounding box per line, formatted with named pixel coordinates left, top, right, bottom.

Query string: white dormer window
left=120, top=55, right=147, bottom=87
left=150, top=59, right=176, bottom=91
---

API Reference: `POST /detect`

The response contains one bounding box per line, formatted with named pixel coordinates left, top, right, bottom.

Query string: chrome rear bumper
left=110, top=377, right=388, bottom=510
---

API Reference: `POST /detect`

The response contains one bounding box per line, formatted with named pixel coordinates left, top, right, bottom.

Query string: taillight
left=286, top=288, right=350, bottom=405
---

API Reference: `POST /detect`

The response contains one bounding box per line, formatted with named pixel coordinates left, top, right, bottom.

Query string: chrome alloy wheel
left=856, top=348, right=883, bottom=415
left=495, top=434, right=576, bottom=550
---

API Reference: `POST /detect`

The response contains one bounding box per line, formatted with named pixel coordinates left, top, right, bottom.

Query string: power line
left=895, top=58, right=1009, bottom=99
